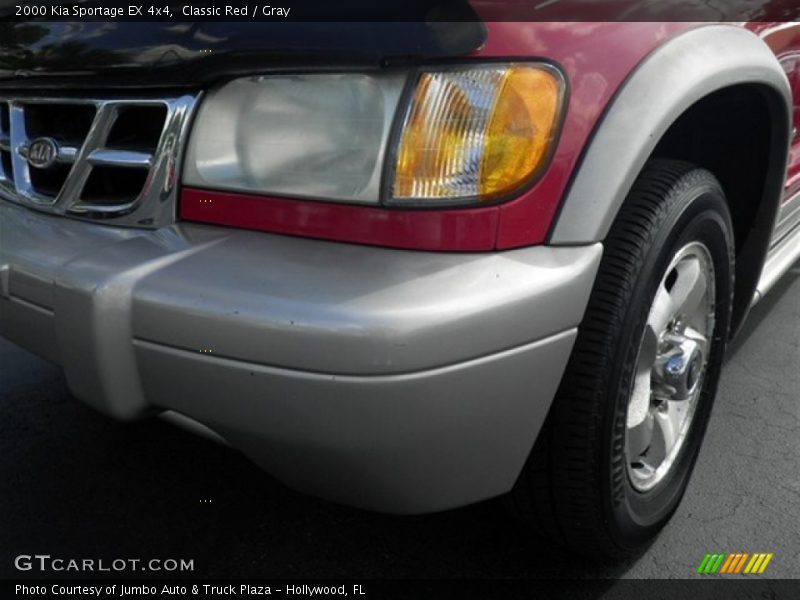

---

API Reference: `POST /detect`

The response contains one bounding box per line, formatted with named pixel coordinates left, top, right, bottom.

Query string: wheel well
left=651, top=84, right=790, bottom=334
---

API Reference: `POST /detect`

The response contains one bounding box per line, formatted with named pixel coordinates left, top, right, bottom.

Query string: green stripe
left=704, top=554, right=719, bottom=574
left=709, top=553, right=727, bottom=574
left=697, top=554, right=712, bottom=574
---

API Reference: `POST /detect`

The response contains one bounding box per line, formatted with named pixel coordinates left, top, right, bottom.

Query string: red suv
left=0, top=15, right=798, bottom=557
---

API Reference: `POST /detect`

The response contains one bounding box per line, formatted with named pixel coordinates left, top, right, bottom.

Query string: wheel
left=507, top=159, right=735, bottom=558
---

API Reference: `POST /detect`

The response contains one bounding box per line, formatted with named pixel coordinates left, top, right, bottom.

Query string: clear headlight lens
left=390, top=64, right=565, bottom=203
left=184, top=73, right=406, bottom=203
left=184, top=63, right=565, bottom=206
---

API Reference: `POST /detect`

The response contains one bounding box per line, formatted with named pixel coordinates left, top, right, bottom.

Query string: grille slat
left=87, top=149, right=153, bottom=169
left=0, top=103, right=10, bottom=184
left=56, top=146, right=79, bottom=164
left=0, top=94, right=198, bottom=228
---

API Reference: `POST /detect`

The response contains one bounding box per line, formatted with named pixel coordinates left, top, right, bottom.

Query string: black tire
left=507, top=159, right=735, bottom=558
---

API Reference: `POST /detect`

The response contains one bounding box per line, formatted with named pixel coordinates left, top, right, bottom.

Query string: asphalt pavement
left=1, top=262, right=798, bottom=582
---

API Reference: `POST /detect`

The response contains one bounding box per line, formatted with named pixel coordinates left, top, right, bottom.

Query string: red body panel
left=750, top=23, right=800, bottom=201
left=181, top=188, right=499, bottom=251
left=475, top=22, right=697, bottom=248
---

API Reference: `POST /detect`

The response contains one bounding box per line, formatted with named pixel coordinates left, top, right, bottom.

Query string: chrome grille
left=0, top=94, right=198, bottom=228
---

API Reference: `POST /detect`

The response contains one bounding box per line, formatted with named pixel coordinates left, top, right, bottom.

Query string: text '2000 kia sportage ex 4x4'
left=1, top=11, right=799, bottom=558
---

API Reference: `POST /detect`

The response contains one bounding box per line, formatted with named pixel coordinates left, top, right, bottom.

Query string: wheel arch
left=549, top=24, right=792, bottom=334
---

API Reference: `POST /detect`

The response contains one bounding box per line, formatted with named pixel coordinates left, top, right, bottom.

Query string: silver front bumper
left=0, top=199, right=602, bottom=513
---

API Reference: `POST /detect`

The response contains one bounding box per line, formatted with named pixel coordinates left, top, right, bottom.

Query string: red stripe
left=180, top=188, right=501, bottom=252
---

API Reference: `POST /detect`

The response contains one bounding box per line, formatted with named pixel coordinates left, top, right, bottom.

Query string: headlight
left=184, top=73, right=406, bottom=204
left=184, top=63, right=565, bottom=207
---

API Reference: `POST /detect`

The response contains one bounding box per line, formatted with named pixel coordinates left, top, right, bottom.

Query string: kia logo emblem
left=25, top=137, right=59, bottom=169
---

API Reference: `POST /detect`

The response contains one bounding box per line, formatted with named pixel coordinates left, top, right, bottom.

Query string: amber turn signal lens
left=392, top=64, right=563, bottom=203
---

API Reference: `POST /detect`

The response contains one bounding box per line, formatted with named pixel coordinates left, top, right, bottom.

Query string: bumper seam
left=133, top=328, right=578, bottom=381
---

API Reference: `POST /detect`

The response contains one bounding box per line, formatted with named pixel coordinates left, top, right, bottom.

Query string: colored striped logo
left=696, top=552, right=773, bottom=575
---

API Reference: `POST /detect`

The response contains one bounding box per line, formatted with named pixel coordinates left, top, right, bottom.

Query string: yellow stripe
left=758, top=553, right=774, bottom=574
left=744, top=552, right=764, bottom=573
left=757, top=554, right=767, bottom=573
left=719, top=553, right=735, bottom=574
left=734, top=553, right=749, bottom=574
left=750, top=552, right=766, bottom=575
left=744, top=553, right=759, bottom=574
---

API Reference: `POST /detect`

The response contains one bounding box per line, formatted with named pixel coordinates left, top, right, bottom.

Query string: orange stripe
left=730, top=553, right=743, bottom=573
left=735, top=553, right=750, bottom=574
left=733, top=553, right=745, bottom=573
left=720, top=553, right=736, bottom=574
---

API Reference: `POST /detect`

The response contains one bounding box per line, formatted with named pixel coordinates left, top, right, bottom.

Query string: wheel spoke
left=683, top=325, right=709, bottom=356
left=639, top=323, right=659, bottom=370
left=628, top=326, right=658, bottom=428
left=669, top=258, right=707, bottom=322
left=628, top=369, right=652, bottom=428
left=654, top=402, right=682, bottom=457
left=627, top=410, right=654, bottom=458
left=649, top=284, right=675, bottom=337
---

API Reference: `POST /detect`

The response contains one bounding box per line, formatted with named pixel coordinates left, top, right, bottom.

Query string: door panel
left=779, top=50, right=800, bottom=201
left=749, top=22, right=800, bottom=247
left=753, top=23, right=800, bottom=201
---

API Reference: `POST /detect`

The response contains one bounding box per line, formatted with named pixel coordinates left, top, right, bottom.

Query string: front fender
left=550, top=24, right=792, bottom=245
